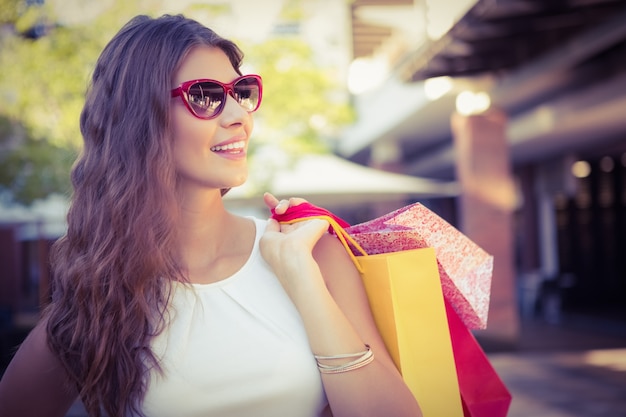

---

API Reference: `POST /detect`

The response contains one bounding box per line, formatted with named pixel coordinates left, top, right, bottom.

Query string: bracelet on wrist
left=314, top=344, right=374, bottom=374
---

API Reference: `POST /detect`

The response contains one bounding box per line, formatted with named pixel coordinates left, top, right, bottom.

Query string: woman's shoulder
left=312, top=232, right=360, bottom=284
left=0, top=318, right=78, bottom=416
left=228, top=212, right=267, bottom=229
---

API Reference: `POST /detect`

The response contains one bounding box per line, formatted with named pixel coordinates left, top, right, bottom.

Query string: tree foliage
left=0, top=0, right=354, bottom=204
left=0, top=0, right=152, bottom=204
left=243, top=36, right=354, bottom=154
left=0, top=115, right=75, bottom=203
left=0, top=0, right=22, bottom=25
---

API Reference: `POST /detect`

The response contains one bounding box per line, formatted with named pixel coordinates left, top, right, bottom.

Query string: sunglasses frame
left=171, top=74, right=263, bottom=120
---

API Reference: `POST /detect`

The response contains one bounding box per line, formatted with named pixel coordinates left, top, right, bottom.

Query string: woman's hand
left=263, top=192, right=307, bottom=215
left=260, top=217, right=329, bottom=268
left=260, top=193, right=329, bottom=300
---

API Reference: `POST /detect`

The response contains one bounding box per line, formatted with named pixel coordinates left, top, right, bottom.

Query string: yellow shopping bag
left=357, top=248, right=463, bottom=417
left=275, top=206, right=464, bottom=417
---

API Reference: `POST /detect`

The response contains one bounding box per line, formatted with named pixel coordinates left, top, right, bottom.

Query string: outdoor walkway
left=491, top=347, right=626, bottom=417
left=489, top=316, right=626, bottom=417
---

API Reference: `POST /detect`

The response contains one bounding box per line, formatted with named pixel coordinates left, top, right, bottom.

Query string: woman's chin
left=229, top=173, right=248, bottom=188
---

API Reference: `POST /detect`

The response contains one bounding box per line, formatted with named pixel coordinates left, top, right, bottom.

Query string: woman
left=0, top=14, right=421, bottom=417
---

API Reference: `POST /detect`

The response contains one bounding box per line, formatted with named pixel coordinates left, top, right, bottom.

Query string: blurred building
left=338, top=0, right=626, bottom=347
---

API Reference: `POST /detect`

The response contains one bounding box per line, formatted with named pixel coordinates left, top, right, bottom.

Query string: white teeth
left=210, top=140, right=245, bottom=152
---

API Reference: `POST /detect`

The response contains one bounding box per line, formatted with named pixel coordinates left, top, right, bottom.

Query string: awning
left=224, top=153, right=459, bottom=209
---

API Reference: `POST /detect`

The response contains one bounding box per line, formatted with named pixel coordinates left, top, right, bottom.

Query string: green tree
left=0, top=0, right=160, bottom=204
left=244, top=36, right=354, bottom=154
left=236, top=35, right=354, bottom=192
left=0, top=0, right=21, bottom=25
left=0, top=0, right=354, bottom=204
left=0, top=115, right=75, bottom=203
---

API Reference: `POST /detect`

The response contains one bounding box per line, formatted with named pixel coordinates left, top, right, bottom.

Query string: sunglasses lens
left=186, top=82, right=225, bottom=118
left=233, top=77, right=261, bottom=112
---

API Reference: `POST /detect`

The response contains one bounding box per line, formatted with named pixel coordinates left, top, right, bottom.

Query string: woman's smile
left=210, top=139, right=247, bottom=161
left=210, top=139, right=246, bottom=153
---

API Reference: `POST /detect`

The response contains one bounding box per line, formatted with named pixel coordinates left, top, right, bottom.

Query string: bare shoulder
left=0, top=317, right=77, bottom=417
left=312, top=233, right=373, bottom=330
left=312, top=232, right=359, bottom=287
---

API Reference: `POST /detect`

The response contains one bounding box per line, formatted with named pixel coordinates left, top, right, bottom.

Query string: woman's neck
left=174, top=189, right=256, bottom=283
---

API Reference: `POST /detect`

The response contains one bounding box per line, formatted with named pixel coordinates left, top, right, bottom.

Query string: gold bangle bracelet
left=315, top=345, right=374, bottom=374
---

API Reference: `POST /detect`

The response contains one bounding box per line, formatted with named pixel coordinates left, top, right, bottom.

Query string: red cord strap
left=270, top=202, right=368, bottom=272
left=270, top=202, right=351, bottom=230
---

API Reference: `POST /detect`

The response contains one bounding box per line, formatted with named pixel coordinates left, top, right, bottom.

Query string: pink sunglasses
left=171, top=74, right=263, bottom=119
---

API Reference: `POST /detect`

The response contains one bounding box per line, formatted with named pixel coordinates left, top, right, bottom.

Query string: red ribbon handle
left=270, top=202, right=351, bottom=231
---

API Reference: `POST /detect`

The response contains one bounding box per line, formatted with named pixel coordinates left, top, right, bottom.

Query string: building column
left=451, top=110, right=520, bottom=348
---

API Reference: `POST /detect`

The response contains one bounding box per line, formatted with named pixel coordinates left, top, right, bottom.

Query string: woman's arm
left=0, top=318, right=78, bottom=417
left=316, top=233, right=422, bottom=417
left=260, top=216, right=422, bottom=417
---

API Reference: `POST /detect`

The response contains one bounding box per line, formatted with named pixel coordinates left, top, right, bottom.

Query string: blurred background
left=1, top=0, right=625, bottom=416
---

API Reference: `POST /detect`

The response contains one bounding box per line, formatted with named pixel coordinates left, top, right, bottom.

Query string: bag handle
left=271, top=203, right=368, bottom=273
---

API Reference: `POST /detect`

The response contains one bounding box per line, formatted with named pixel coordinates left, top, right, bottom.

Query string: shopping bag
left=273, top=203, right=464, bottom=417
left=346, top=203, right=493, bottom=330
left=445, top=299, right=512, bottom=417
left=359, top=248, right=464, bottom=416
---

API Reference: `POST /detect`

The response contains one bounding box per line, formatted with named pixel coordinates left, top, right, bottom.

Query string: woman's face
left=170, top=46, right=254, bottom=195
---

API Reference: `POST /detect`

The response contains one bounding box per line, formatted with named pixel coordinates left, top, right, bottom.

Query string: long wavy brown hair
left=45, top=14, right=244, bottom=417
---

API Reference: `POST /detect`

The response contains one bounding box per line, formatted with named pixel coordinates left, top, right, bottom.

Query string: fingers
left=263, top=218, right=329, bottom=254
left=263, top=193, right=291, bottom=215
left=264, top=192, right=309, bottom=215
left=263, top=192, right=280, bottom=210
left=265, top=218, right=281, bottom=232
left=301, top=218, right=330, bottom=241
left=274, top=200, right=290, bottom=215
left=288, top=197, right=307, bottom=206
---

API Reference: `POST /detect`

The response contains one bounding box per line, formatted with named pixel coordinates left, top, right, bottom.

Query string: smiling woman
left=0, top=14, right=421, bottom=417
left=170, top=46, right=255, bottom=192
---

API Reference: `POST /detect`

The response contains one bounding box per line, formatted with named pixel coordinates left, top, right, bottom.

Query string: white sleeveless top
left=141, top=218, right=327, bottom=417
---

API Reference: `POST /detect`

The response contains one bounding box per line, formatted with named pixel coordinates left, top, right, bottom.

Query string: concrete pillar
left=451, top=110, right=520, bottom=348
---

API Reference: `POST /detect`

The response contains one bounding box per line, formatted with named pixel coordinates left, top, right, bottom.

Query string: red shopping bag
left=445, top=299, right=512, bottom=417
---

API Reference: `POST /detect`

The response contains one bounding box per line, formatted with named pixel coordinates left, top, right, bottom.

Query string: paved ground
left=489, top=317, right=626, bottom=417
left=491, top=348, right=626, bottom=417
